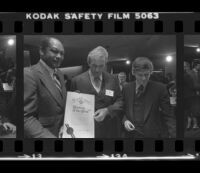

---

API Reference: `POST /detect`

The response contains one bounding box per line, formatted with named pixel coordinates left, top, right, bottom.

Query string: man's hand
left=3, top=122, right=16, bottom=133
left=124, top=120, right=135, bottom=132
left=94, top=108, right=109, bottom=122
left=58, top=126, right=64, bottom=138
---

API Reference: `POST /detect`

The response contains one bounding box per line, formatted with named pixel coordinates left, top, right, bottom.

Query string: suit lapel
left=86, top=71, right=99, bottom=95
left=143, top=81, right=154, bottom=122
left=36, top=62, right=64, bottom=107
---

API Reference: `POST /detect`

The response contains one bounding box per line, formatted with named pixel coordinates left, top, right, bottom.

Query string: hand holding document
left=62, top=92, right=95, bottom=138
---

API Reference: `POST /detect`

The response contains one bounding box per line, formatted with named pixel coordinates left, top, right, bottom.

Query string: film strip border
left=0, top=12, right=200, bottom=158
left=0, top=19, right=200, bottom=34
left=0, top=13, right=199, bottom=34
left=0, top=139, right=200, bottom=158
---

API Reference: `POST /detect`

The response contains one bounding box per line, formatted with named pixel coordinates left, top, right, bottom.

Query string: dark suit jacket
left=70, top=71, right=124, bottom=138
left=24, top=61, right=67, bottom=138
left=184, top=72, right=196, bottom=98
left=122, top=80, right=176, bottom=138
left=188, top=70, right=200, bottom=91
left=1, top=84, right=17, bottom=125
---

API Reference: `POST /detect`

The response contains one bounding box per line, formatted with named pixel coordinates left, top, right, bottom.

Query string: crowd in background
left=184, top=61, right=200, bottom=131
left=0, top=57, right=16, bottom=137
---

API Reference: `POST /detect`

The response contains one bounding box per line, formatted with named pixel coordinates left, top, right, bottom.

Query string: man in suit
left=186, top=62, right=200, bottom=129
left=122, top=57, right=176, bottom=138
left=184, top=61, right=197, bottom=129
left=24, top=37, right=67, bottom=138
left=71, top=46, right=124, bottom=138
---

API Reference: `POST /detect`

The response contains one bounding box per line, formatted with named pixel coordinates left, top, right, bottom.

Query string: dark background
left=24, top=35, right=176, bottom=82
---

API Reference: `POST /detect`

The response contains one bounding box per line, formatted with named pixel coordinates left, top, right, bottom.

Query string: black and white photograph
left=184, top=35, right=200, bottom=138
left=0, top=35, right=16, bottom=138
left=1, top=11, right=200, bottom=161
left=23, top=35, right=176, bottom=139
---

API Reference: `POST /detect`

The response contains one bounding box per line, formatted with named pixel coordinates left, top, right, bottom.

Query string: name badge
left=105, top=89, right=114, bottom=97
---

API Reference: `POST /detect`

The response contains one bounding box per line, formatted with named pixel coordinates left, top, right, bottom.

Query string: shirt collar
left=40, top=59, right=57, bottom=78
left=136, top=80, right=148, bottom=92
left=88, top=70, right=103, bottom=81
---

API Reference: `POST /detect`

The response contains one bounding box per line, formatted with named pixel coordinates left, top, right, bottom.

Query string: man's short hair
left=132, top=57, right=154, bottom=73
left=87, top=46, right=108, bottom=64
left=40, top=37, right=52, bottom=52
left=118, top=72, right=126, bottom=77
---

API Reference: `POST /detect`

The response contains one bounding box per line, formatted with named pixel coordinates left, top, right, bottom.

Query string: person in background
left=0, top=108, right=16, bottom=137
left=184, top=61, right=194, bottom=130
left=6, top=66, right=16, bottom=87
left=186, top=62, right=200, bottom=129
left=118, top=72, right=128, bottom=91
left=0, top=76, right=16, bottom=137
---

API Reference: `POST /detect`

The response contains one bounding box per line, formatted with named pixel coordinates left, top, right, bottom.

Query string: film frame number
left=135, top=12, right=159, bottom=20
left=18, top=154, right=42, bottom=158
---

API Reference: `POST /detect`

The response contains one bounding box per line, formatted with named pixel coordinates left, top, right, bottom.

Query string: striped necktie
left=53, top=71, right=62, bottom=93
left=136, top=85, right=144, bottom=98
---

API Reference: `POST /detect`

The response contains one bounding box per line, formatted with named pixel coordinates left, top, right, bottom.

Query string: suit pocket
left=39, top=116, right=56, bottom=127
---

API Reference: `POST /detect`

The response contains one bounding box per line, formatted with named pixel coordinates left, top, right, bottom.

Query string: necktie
left=53, top=71, right=62, bottom=93
left=136, top=85, right=144, bottom=98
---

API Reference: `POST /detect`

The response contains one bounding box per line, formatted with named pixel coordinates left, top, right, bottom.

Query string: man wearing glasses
left=122, top=57, right=176, bottom=138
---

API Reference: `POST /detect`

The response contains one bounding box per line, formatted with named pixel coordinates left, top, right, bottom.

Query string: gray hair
left=118, top=72, right=126, bottom=77
left=132, top=57, right=154, bottom=73
left=87, top=46, right=108, bottom=64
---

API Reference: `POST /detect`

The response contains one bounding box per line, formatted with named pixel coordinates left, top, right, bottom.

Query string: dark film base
left=0, top=12, right=200, bottom=159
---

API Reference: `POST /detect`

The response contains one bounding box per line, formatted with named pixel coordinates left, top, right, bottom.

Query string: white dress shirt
left=89, top=70, right=102, bottom=93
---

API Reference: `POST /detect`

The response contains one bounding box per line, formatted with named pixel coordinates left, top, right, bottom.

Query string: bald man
left=24, top=37, right=67, bottom=138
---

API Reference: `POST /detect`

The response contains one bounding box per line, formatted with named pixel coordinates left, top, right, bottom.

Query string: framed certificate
left=62, top=92, right=95, bottom=138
